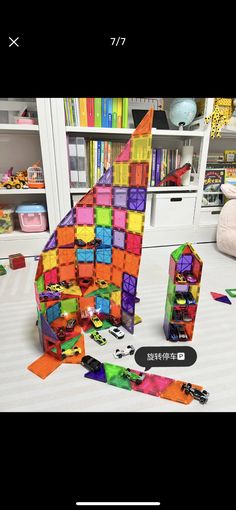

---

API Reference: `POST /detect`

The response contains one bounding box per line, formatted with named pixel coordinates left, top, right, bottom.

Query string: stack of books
left=150, top=149, right=181, bottom=186
left=88, top=140, right=126, bottom=186
left=64, top=98, right=129, bottom=128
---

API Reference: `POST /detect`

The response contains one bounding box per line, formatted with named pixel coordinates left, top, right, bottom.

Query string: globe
left=169, top=98, right=197, bottom=128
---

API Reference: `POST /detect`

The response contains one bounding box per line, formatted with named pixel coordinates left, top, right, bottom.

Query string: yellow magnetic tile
left=113, top=162, right=129, bottom=186
left=131, top=135, right=152, bottom=162
left=42, top=249, right=58, bottom=271
left=127, top=211, right=144, bottom=234
left=111, top=290, right=121, bottom=305
left=75, top=226, right=94, bottom=243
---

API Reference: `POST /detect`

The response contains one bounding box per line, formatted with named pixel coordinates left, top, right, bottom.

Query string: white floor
left=0, top=243, right=236, bottom=412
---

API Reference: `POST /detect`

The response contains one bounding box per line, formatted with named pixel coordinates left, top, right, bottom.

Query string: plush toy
left=205, top=98, right=233, bottom=138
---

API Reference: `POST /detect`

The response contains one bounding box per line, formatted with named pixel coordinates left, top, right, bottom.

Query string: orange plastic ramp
left=160, top=380, right=203, bottom=405
left=27, top=353, right=62, bottom=379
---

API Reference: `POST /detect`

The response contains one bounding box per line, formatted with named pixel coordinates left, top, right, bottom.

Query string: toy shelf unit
left=50, top=97, right=213, bottom=247
left=0, top=98, right=60, bottom=257
left=163, top=243, right=203, bottom=342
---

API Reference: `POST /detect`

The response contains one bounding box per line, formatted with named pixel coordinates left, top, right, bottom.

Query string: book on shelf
left=64, top=98, right=129, bottom=128
left=149, top=148, right=181, bottom=186
left=225, top=167, right=236, bottom=186
left=203, top=168, right=225, bottom=192
left=68, top=137, right=88, bottom=187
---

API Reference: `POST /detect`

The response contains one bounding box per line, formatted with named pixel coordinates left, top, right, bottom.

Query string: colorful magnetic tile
left=84, top=364, right=107, bottom=383
left=44, top=268, right=58, bottom=287
left=111, top=290, right=121, bottom=305
left=131, top=134, right=152, bottom=162
left=95, top=186, right=112, bottom=206
left=95, top=226, right=112, bottom=245
left=112, top=248, right=125, bottom=269
left=113, top=187, right=128, bottom=208
left=75, top=226, right=94, bottom=243
left=113, top=208, right=126, bottom=230
left=97, top=167, right=113, bottom=185
left=57, top=226, right=75, bottom=246
left=211, top=292, right=232, bottom=304
left=124, top=253, right=140, bottom=277
left=126, top=233, right=142, bottom=255
left=76, top=249, right=94, bottom=262
left=121, top=310, right=135, bottom=333
left=129, top=163, right=149, bottom=187
left=77, top=263, right=94, bottom=278
left=128, top=188, right=147, bottom=212
left=60, top=298, right=78, bottom=314
left=104, top=363, right=132, bottom=390
left=96, top=247, right=112, bottom=264
left=76, top=206, right=94, bottom=225
left=27, top=353, right=63, bottom=379
left=111, top=267, right=123, bottom=287
left=78, top=189, right=94, bottom=205
left=111, top=302, right=121, bottom=319
left=46, top=303, right=61, bottom=323
left=122, top=273, right=137, bottom=295
left=43, top=232, right=57, bottom=251
left=96, top=296, right=110, bottom=314
left=225, top=288, right=236, bottom=298
left=95, top=263, right=111, bottom=282
left=122, top=291, right=135, bottom=315
left=113, top=162, right=129, bottom=187
left=58, top=248, right=75, bottom=265
left=95, top=207, right=112, bottom=227
left=59, top=264, right=76, bottom=281
left=127, top=211, right=144, bottom=234
left=113, top=230, right=125, bottom=249
left=160, top=380, right=203, bottom=405
left=35, top=274, right=45, bottom=293
left=130, top=372, right=174, bottom=396
left=116, top=140, right=131, bottom=162
left=59, top=208, right=75, bottom=226
left=42, top=249, right=58, bottom=272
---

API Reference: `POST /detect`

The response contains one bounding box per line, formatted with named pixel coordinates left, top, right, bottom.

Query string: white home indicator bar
left=76, top=504, right=160, bottom=507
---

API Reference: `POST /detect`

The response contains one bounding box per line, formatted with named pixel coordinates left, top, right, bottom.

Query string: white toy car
left=113, top=345, right=135, bottom=359
left=109, top=326, right=125, bottom=339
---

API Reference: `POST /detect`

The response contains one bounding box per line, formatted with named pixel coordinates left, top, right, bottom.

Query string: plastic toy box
left=0, top=205, right=14, bottom=234
left=15, top=203, right=48, bottom=232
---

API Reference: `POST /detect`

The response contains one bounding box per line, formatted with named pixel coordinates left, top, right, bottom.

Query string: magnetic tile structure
left=84, top=362, right=203, bottom=405
left=163, top=243, right=203, bottom=342
left=211, top=292, right=232, bottom=305
left=34, top=109, right=154, bottom=359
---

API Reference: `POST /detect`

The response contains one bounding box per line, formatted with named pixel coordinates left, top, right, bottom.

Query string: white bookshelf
left=0, top=98, right=61, bottom=257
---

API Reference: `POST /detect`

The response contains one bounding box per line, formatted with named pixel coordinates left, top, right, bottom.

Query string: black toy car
left=81, top=355, right=101, bottom=372
left=75, top=239, right=86, bottom=247
left=66, top=319, right=77, bottom=332
left=87, top=238, right=102, bottom=247
left=181, top=383, right=209, bottom=404
left=184, top=291, right=196, bottom=305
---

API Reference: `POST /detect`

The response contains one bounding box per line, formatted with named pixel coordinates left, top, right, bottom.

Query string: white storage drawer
left=200, top=208, right=221, bottom=226
left=152, top=195, right=196, bottom=227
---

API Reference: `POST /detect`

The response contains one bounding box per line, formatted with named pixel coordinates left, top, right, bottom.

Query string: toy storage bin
left=15, top=203, right=48, bottom=232
left=0, top=205, right=14, bottom=234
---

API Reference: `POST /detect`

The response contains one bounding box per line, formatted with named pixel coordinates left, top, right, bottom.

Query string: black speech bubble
left=135, top=346, right=197, bottom=371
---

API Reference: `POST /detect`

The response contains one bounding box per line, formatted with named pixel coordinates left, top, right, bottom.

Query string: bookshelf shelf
left=65, top=126, right=205, bottom=138
left=0, top=124, right=39, bottom=134
left=0, top=188, right=46, bottom=195
left=70, top=185, right=199, bottom=194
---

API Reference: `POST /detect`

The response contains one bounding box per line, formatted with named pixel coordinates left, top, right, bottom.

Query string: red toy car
left=66, top=319, right=77, bottom=332
left=56, top=327, right=66, bottom=341
left=78, top=277, right=93, bottom=289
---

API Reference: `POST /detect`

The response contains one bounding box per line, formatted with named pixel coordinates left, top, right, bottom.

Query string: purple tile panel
left=59, top=208, right=75, bottom=226
left=97, top=167, right=113, bottom=185
left=84, top=364, right=107, bottom=383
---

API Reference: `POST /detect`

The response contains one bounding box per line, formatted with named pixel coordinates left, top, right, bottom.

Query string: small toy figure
left=159, top=163, right=191, bottom=187
left=9, top=253, right=26, bottom=270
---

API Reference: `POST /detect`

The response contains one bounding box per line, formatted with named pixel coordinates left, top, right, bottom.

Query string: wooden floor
left=0, top=243, right=236, bottom=412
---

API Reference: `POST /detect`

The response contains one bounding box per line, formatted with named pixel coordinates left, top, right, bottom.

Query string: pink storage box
left=15, top=203, right=48, bottom=232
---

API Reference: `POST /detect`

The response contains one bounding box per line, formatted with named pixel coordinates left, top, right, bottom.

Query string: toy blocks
left=9, top=253, right=26, bottom=269
left=34, top=108, right=154, bottom=363
left=163, top=243, right=203, bottom=342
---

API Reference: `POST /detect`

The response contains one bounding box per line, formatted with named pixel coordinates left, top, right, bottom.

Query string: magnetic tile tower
left=34, top=109, right=154, bottom=359
left=163, top=243, right=203, bottom=341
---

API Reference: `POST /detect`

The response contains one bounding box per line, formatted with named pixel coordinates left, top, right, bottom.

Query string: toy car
left=122, top=368, right=145, bottom=385
left=90, top=331, right=107, bottom=346
left=176, top=324, right=188, bottom=340
left=91, top=315, right=103, bottom=328
left=61, top=346, right=81, bottom=359
left=102, top=314, right=121, bottom=327
left=113, top=345, right=135, bottom=359
left=75, top=238, right=86, bottom=247
left=181, top=383, right=209, bottom=405
left=59, top=280, right=71, bottom=289
left=185, top=291, right=196, bottom=305
left=46, top=283, right=65, bottom=292
left=172, top=309, right=183, bottom=322
left=66, top=319, right=77, bottom=332
left=39, top=291, right=61, bottom=301
left=169, top=324, right=179, bottom=342
left=78, top=277, right=93, bottom=289
left=182, top=311, right=192, bottom=322
left=109, top=326, right=125, bottom=339
left=81, top=355, right=102, bottom=372
left=183, top=272, right=197, bottom=284
left=175, top=272, right=187, bottom=283
left=95, top=279, right=108, bottom=288
left=87, top=238, right=102, bottom=247
left=175, top=292, right=186, bottom=305
left=56, top=327, right=66, bottom=341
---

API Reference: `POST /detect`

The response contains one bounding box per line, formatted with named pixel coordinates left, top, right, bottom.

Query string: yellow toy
left=205, top=98, right=233, bottom=138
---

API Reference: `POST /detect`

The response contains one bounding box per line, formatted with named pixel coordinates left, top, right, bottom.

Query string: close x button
left=9, top=36, right=20, bottom=47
